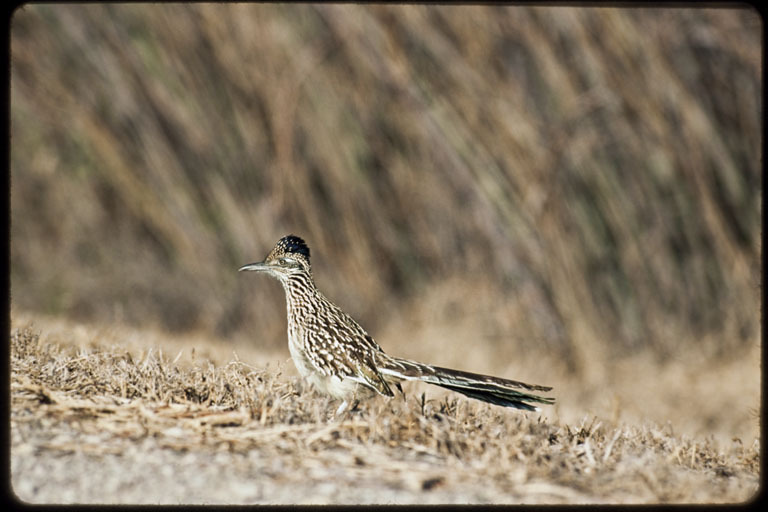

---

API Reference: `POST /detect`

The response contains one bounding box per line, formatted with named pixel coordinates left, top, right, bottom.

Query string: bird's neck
left=281, top=273, right=320, bottom=312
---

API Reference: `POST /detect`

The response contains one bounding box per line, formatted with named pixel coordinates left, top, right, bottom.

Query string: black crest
left=278, top=235, right=310, bottom=259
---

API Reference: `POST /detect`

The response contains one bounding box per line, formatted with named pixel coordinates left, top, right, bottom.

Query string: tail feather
left=434, top=383, right=547, bottom=411
left=379, top=357, right=555, bottom=411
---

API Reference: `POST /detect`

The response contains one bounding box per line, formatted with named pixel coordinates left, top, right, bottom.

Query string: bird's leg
left=334, top=400, right=350, bottom=417
left=333, top=399, right=361, bottom=419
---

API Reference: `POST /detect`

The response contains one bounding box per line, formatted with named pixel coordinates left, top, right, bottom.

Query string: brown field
left=10, top=312, right=759, bottom=504
left=9, top=4, right=761, bottom=505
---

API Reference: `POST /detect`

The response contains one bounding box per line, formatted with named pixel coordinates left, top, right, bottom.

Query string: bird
left=239, top=235, right=554, bottom=415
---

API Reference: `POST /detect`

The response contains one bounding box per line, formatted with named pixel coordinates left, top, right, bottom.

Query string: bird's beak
left=238, top=261, right=270, bottom=272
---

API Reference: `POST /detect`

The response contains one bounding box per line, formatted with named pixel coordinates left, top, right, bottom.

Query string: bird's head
left=238, top=234, right=312, bottom=281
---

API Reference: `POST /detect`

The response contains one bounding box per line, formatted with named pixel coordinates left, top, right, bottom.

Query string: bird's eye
left=279, top=257, right=297, bottom=266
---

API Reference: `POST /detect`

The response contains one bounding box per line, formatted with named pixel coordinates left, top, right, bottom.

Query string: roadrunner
left=239, top=235, right=554, bottom=414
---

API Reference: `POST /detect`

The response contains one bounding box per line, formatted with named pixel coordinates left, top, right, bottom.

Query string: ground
left=9, top=313, right=761, bottom=504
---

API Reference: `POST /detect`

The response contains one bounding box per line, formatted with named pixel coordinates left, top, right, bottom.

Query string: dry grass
left=10, top=4, right=761, bottom=365
left=8, top=5, right=762, bottom=504
left=10, top=317, right=760, bottom=504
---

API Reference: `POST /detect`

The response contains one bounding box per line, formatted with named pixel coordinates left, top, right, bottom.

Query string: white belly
left=286, top=332, right=364, bottom=400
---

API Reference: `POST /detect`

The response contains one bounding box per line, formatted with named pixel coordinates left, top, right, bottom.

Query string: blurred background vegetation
left=10, top=5, right=761, bottom=377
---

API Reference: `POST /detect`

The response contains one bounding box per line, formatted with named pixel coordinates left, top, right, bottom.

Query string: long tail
left=379, top=357, right=555, bottom=411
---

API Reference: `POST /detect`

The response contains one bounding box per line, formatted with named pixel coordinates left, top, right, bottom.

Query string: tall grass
left=10, top=5, right=761, bottom=374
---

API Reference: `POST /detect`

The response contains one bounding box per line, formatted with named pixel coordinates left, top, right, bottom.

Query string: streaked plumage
left=239, top=235, right=554, bottom=414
